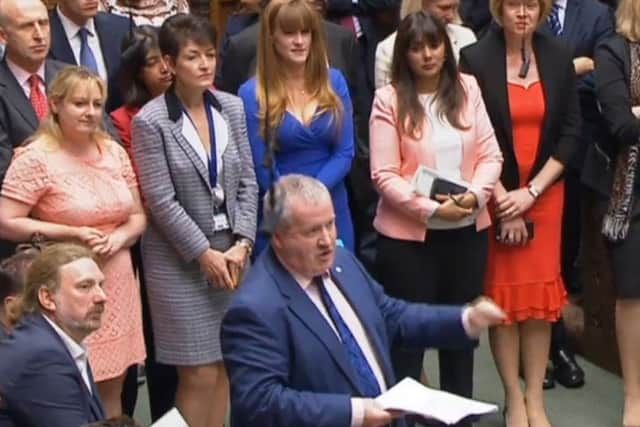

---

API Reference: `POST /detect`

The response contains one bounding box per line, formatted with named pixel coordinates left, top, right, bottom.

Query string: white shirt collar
left=555, top=0, right=567, bottom=10
left=6, top=58, right=45, bottom=89
left=56, top=6, right=97, bottom=40
left=42, top=313, right=87, bottom=363
left=291, top=270, right=331, bottom=291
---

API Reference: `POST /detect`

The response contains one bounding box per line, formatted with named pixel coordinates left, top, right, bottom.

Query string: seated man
left=0, top=270, right=18, bottom=340
left=0, top=243, right=107, bottom=427
left=222, top=174, right=505, bottom=427
left=0, top=249, right=41, bottom=339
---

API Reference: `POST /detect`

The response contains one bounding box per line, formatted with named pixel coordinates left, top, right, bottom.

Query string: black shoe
left=543, top=365, right=555, bottom=390
left=552, top=348, right=585, bottom=388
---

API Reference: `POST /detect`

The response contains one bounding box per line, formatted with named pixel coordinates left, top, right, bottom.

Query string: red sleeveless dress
left=484, top=81, right=567, bottom=324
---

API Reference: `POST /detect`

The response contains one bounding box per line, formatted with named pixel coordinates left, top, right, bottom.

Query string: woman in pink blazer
left=370, top=11, right=502, bottom=422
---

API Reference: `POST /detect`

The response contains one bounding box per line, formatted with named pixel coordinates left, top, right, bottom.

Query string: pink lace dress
left=1, top=141, right=146, bottom=381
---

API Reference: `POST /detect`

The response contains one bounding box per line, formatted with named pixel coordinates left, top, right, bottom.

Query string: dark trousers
left=376, top=226, right=488, bottom=427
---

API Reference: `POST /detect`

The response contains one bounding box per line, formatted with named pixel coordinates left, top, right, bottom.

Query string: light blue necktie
left=548, top=2, right=563, bottom=36
left=77, top=27, right=99, bottom=75
left=316, top=276, right=382, bottom=397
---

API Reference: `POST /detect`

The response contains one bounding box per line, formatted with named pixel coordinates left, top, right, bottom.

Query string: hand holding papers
left=375, top=378, right=499, bottom=425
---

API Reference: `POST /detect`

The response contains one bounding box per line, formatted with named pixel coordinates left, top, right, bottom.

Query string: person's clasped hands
left=432, top=191, right=478, bottom=221
left=198, top=243, right=251, bottom=290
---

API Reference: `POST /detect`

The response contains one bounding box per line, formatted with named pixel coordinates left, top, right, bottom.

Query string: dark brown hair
left=159, top=14, right=217, bottom=61
left=119, top=25, right=162, bottom=108
left=391, top=11, right=468, bottom=137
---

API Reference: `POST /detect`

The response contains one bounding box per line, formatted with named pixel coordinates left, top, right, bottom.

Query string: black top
left=459, top=28, right=581, bottom=191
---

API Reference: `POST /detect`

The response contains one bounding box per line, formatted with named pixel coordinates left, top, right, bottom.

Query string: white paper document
left=375, top=377, right=499, bottom=425
left=151, top=408, right=189, bottom=427
left=412, top=165, right=471, bottom=198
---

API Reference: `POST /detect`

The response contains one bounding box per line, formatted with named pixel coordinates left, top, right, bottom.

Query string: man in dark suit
left=48, top=0, right=131, bottom=112
left=541, top=0, right=614, bottom=390
left=0, top=243, right=107, bottom=427
left=216, top=0, right=378, bottom=271
left=221, top=175, right=505, bottom=427
left=0, top=0, right=67, bottom=259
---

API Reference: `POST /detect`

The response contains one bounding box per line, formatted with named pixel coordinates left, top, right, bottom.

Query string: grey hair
left=263, top=174, right=331, bottom=230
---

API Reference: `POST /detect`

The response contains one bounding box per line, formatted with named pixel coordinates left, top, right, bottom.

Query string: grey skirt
left=141, top=228, right=235, bottom=365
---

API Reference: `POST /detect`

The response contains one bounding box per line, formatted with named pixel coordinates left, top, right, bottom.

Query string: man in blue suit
left=0, top=243, right=107, bottom=427
left=222, top=175, right=505, bottom=427
left=540, top=0, right=614, bottom=390
left=48, top=0, right=131, bottom=112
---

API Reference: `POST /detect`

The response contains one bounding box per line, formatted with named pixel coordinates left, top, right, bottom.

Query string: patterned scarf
left=602, top=42, right=640, bottom=241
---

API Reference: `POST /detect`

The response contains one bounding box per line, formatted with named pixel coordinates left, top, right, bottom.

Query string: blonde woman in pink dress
left=0, top=66, right=147, bottom=419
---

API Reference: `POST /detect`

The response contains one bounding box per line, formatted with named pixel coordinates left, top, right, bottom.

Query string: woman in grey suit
left=131, top=14, right=258, bottom=427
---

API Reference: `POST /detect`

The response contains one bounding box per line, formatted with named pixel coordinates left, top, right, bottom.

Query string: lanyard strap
left=182, top=96, right=218, bottom=189
left=204, top=102, right=217, bottom=189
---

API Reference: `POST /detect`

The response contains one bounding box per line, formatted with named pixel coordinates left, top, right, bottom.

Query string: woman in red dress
left=460, top=0, right=580, bottom=426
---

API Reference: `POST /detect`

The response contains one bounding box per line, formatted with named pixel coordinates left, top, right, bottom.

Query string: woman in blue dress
left=239, top=0, right=355, bottom=254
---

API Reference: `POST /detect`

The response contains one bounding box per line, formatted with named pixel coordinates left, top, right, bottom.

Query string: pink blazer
left=370, top=73, right=503, bottom=242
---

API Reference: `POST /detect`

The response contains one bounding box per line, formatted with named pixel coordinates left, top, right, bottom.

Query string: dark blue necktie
left=77, top=27, right=99, bottom=75
left=547, top=2, right=563, bottom=36
left=315, top=276, right=382, bottom=397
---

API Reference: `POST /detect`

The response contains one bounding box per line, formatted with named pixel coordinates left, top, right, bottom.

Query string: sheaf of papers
left=375, top=377, right=499, bottom=425
left=412, top=165, right=471, bottom=197
left=151, top=408, right=189, bottom=427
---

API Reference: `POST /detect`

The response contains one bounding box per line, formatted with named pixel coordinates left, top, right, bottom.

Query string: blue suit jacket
left=541, top=0, right=614, bottom=166
left=48, top=10, right=132, bottom=112
left=0, top=314, right=105, bottom=427
left=221, top=246, right=475, bottom=427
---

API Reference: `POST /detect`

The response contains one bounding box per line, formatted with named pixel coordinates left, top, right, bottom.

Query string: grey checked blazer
left=132, top=89, right=258, bottom=263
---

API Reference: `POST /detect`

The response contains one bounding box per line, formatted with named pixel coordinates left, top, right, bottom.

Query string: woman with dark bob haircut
left=370, top=11, right=502, bottom=426
left=131, top=14, right=258, bottom=427
left=111, top=25, right=172, bottom=157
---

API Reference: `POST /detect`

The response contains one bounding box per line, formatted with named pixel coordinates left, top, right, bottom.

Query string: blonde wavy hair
left=617, top=0, right=640, bottom=42
left=24, top=66, right=111, bottom=149
left=256, top=0, right=342, bottom=137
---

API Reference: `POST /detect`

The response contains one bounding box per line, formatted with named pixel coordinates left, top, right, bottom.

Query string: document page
left=151, top=408, right=189, bottom=427
left=376, top=377, right=498, bottom=425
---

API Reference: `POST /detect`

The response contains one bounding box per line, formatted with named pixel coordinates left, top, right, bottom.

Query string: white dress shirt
left=42, top=315, right=93, bottom=394
left=56, top=7, right=109, bottom=82
left=6, top=59, right=46, bottom=99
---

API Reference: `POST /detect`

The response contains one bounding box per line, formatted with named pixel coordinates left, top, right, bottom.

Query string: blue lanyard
left=204, top=102, right=217, bottom=189
left=182, top=95, right=217, bottom=189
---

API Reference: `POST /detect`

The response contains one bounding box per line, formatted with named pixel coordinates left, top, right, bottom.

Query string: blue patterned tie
left=316, top=276, right=382, bottom=397
left=547, top=2, right=563, bottom=36
left=77, top=28, right=99, bottom=75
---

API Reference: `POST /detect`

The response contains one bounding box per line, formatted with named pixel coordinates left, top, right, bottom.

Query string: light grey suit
left=132, top=89, right=258, bottom=365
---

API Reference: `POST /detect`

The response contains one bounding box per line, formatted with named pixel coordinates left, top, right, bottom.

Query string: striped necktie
left=547, top=2, right=563, bottom=36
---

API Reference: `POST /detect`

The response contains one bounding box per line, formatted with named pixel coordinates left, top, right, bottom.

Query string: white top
left=293, top=272, right=387, bottom=427
left=419, top=94, right=476, bottom=230
left=42, top=314, right=93, bottom=394
left=374, top=23, right=477, bottom=89
left=56, top=8, right=108, bottom=81
left=6, top=59, right=45, bottom=99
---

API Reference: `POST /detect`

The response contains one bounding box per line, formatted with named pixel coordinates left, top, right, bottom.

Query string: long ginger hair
left=256, top=0, right=342, bottom=137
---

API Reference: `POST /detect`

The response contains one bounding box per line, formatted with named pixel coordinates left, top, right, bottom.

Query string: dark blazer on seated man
left=221, top=232, right=508, bottom=427
left=0, top=314, right=105, bottom=427
left=48, top=9, right=131, bottom=112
